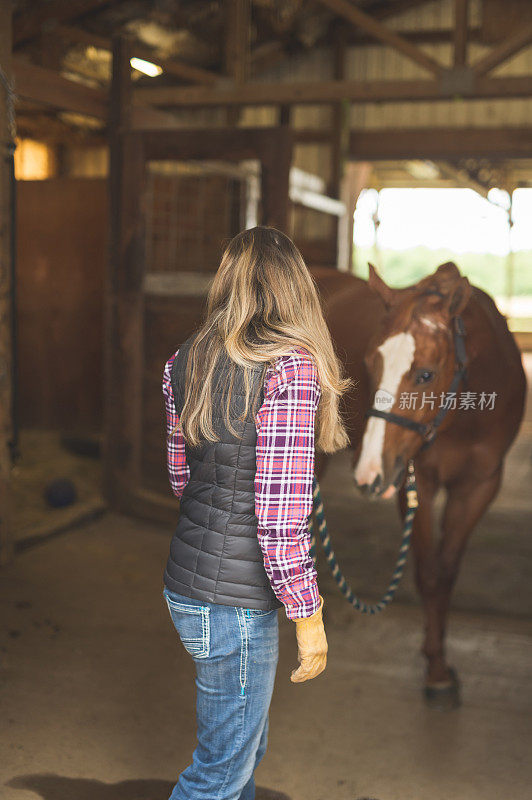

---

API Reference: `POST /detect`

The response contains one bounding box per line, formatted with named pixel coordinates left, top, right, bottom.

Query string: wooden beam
left=13, top=0, right=114, bottom=46
left=473, top=20, right=532, bottom=76
left=453, top=0, right=469, bottom=67
left=348, top=126, right=532, bottom=160
left=0, top=0, right=14, bottom=564
left=13, top=57, right=179, bottom=129
left=55, top=24, right=219, bottom=85
left=375, top=0, right=437, bottom=20
left=17, top=112, right=106, bottom=145
left=135, top=74, right=532, bottom=106
left=13, top=58, right=108, bottom=118
left=316, top=0, right=444, bottom=77
left=140, top=126, right=289, bottom=162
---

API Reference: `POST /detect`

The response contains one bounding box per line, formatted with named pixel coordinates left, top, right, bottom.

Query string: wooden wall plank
left=17, top=179, right=107, bottom=431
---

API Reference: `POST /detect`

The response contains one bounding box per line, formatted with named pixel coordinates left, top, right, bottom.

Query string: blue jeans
left=163, top=588, right=279, bottom=800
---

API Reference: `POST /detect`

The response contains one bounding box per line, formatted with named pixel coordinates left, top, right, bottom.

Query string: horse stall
left=1, top=2, right=532, bottom=800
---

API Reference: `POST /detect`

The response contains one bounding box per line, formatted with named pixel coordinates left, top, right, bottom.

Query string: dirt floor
left=11, top=430, right=104, bottom=547
left=1, top=359, right=531, bottom=800
left=0, top=510, right=531, bottom=800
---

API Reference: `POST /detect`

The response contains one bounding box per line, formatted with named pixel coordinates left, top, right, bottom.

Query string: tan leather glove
left=291, top=595, right=328, bottom=683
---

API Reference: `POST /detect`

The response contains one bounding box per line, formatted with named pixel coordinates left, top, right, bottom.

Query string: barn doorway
left=351, top=166, right=532, bottom=345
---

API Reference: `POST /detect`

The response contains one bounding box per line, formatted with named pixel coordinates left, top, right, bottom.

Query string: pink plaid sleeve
left=254, top=347, right=321, bottom=620
left=162, top=350, right=190, bottom=498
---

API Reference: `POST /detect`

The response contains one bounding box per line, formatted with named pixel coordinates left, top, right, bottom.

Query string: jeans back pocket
left=164, top=592, right=210, bottom=659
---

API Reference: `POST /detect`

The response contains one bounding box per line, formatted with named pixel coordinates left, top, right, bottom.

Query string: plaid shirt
left=162, top=346, right=321, bottom=620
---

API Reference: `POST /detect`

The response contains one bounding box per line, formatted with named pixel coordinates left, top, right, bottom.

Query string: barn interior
left=1, top=1, right=531, bottom=799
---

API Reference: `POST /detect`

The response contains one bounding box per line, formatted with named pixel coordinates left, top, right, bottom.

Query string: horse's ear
left=434, top=262, right=462, bottom=281
left=432, top=262, right=472, bottom=316
left=448, top=276, right=472, bottom=315
left=367, top=263, right=395, bottom=308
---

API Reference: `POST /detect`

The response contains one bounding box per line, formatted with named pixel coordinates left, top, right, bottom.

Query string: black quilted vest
left=163, top=334, right=282, bottom=611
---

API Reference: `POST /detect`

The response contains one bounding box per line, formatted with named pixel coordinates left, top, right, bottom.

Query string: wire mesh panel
left=145, top=161, right=255, bottom=275
left=141, top=161, right=256, bottom=498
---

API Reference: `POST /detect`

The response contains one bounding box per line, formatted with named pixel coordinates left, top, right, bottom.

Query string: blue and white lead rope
left=309, top=460, right=419, bottom=614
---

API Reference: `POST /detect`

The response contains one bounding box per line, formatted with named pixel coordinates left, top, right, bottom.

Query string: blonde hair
left=173, top=226, right=352, bottom=453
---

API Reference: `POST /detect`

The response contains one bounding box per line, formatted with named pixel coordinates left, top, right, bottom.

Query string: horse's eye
left=415, top=369, right=434, bottom=384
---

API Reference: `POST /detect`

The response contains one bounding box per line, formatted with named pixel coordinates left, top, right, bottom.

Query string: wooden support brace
left=316, top=0, right=444, bottom=76
left=473, top=20, right=532, bottom=76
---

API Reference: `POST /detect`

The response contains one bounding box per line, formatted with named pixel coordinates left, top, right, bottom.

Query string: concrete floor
left=1, top=509, right=531, bottom=800
left=1, top=356, right=531, bottom=800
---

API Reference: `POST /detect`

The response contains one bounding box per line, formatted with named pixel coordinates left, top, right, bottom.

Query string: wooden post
left=279, top=105, right=291, bottom=127
left=104, top=35, right=145, bottom=510
left=225, top=0, right=250, bottom=84
left=453, top=0, right=469, bottom=67
left=225, top=0, right=250, bottom=127
left=261, top=129, right=293, bottom=232
left=0, top=0, right=13, bottom=563
left=338, top=161, right=372, bottom=272
left=329, top=26, right=348, bottom=265
left=330, top=26, right=347, bottom=198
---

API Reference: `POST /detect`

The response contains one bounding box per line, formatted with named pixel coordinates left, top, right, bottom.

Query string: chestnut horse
left=311, top=263, right=526, bottom=708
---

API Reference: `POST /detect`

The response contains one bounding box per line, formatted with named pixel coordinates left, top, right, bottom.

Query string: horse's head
left=354, top=262, right=472, bottom=499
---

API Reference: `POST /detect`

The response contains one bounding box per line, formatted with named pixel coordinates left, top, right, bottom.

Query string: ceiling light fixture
left=130, top=57, right=163, bottom=77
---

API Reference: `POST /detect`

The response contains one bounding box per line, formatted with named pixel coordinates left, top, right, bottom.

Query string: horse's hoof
left=424, top=667, right=461, bottom=710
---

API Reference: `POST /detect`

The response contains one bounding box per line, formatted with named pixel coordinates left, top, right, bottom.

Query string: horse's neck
left=462, top=289, right=522, bottom=387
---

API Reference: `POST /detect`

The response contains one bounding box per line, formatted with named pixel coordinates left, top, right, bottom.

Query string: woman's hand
left=291, top=595, right=328, bottom=683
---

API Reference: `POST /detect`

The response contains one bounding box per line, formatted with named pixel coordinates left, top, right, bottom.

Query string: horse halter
left=365, top=298, right=468, bottom=451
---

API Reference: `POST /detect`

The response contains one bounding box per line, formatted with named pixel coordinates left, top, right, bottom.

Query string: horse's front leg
left=399, top=470, right=447, bottom=697
left=422, top=467, right=503, bottom=708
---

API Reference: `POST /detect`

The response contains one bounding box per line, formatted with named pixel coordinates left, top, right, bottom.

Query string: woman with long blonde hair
left=162, top=226, right=351, bottom=800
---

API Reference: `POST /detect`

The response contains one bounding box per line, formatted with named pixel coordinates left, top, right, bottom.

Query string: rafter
left=315, top=0, right=444, bottom=76
left=13, top=0, right=114, bottom=46
left=473, top=20, right=532, bottom=76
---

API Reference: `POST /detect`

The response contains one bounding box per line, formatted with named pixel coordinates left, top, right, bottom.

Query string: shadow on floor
left=6, top=774, right=174, bottom=800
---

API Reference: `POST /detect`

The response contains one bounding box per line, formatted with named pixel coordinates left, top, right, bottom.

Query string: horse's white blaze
left=354, top=332, right=416, bottom=487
